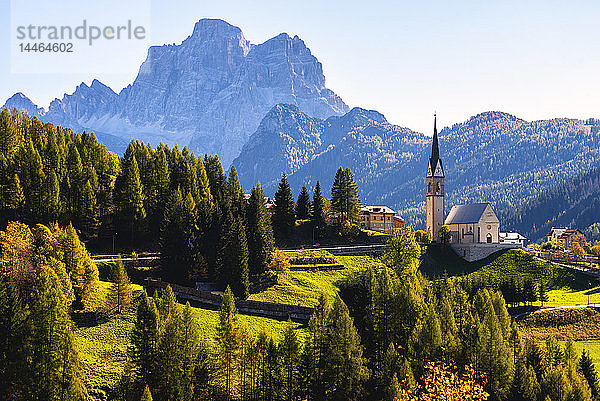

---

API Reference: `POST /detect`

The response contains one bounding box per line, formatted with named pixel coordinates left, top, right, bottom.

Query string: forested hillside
left=503, top=166, right=600, bottom=243
left=237, top=107, right=600, bottom=228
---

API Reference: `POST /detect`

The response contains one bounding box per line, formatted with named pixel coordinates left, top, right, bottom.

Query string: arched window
left=436, top=182, right=441, bottom=193
left=428, top=182, right=432, bottom=193
left=486, top=233, right=492, bottom=243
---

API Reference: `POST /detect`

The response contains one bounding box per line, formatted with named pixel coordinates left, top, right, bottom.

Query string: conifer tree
left=130, top=290, right=160, bottom=391
left=322, top=295, right=368, bottom=401
left=246, top=184, right=275, bottom=277
left=147, top=147, right=170, bottom=234
left=216, top=214, right=250, bottom=298
left=580, top=350, right=599, bottom=400
left=204, top=154, right=228, bottom=207
left=280, top=319, right=301, bottom=401
left=0, top=108, right=18, bottom=159
left=26, top=268, right=85, bottom=400
left=42, top=169, right=61, bottom=223
left=217, top=286, right=241, bottom=397
left=117, top=154, right=146, bottom=244
left=228, top=165, right=246, bottom=221
left=273, top=173, right=295, bottom=240
left=107, top=257, right=132, bottom=313
left=0, top=279, right=28, bottom=400
left=296, top=185, right=312, bottom=220
left=160, top=189, right=198, bottom=283
left=331, top=167, right=361, bottom=225
left=60, top=223, right=99, bottom=309
left=312, top=180, right=327, bottom=238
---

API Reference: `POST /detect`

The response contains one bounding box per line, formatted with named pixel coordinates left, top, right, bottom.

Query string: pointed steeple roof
left=428, top=113, right=444, bottom=176
left=430, top=113, right=439, bottom=165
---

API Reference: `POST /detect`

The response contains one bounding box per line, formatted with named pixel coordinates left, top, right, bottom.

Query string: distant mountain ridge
left=502, top=166, right=600, bottom=243
left=236, top=107, right=600, bottom=229
left=3, top=19, right=348, bottom=165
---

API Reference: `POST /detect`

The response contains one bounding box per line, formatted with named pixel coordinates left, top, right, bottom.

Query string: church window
left=428, top=182, right=432, bottom=193
left=436, top=182, right=441, bottom=193
left=487, top=233, right=492, bottom=243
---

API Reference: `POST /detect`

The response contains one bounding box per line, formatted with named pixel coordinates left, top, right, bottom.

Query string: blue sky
left=1, top=0, right=598, bottom=135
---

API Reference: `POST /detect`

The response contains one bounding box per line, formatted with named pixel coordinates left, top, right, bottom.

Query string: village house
left=360, top=206, right=398, bottom=235
left=546, top=228, right=585, bottom=249
left=499, top=232, right=527, bottom=246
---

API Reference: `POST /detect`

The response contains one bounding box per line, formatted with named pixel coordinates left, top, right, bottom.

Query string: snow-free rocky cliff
left=3, top=19, right=348, bottom=165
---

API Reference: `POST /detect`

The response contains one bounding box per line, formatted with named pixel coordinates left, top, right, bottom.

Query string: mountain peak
left=3, top=92, right=44, bottom=116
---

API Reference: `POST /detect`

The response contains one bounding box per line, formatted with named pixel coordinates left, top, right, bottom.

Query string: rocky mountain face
left=237, top=107, right=600, bottom=229
left=3, top=19, right=347, bottom=165
left=3, top=93, right=45, bottom=118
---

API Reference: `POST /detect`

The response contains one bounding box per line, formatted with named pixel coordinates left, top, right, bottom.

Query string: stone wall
left=450, top=243, right=521, bottom=262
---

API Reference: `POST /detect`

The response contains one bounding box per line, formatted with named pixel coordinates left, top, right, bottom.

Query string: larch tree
left=217, top=286, right=241, bottom=397
left=106, top=257, right=132, bottom=313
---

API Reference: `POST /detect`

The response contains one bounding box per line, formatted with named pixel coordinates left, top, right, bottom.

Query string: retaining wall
left=450, top=243, right=521, bottom=262
left=145, top=279, right=314, bottom=321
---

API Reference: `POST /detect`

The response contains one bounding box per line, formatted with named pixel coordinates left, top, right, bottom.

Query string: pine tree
left=246, top=184, right=275, bottom=277
left=26, top=268, right=86, bottom=400
left=106, top=257, right=132, bottom=313
left=60, top=223, right=99, bottom=309
left=296, top=185, right=312, bottom=220
left=0, top=108, right=18, bottom=159
left=160, top=188, right=198, bottom=283
left=273, top=173, right=295, bottom=240
left=217, top=286, right=241, bottom=397
left=228, top=165, right=246, bottom=221
left=42, top=169, right=61, bottom=223
left=216, top=214, right=250, bottom=298
left=331, top=167, right=361, bottom=225
left=580, top=350, right=599, bottom=400
left=331, top=167, right=347, bottom=223
left=322, top=295, right=368, bottom=401
left=204, top=154, right=228, bottom=208
left=280, top=319, right=301, bottom=401
left=0, top=279, right=28, bottom=400
left=117, top=154, right=146, bottom=244
left=312, top=180, right=327, bottom=239
left=130, top=290, right=160, bottom=392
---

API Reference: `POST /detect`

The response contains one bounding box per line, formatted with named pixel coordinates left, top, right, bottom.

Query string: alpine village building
left=425, top=114, right=525, bottom=260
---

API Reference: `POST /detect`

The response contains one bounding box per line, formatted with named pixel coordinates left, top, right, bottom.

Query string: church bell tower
left=426, top=114, right=445, bottom=242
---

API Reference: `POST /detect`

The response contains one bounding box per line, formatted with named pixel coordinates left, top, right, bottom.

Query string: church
left=425, top=115, right=519, bottom=260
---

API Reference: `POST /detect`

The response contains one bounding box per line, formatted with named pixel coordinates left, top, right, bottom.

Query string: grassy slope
left=518, top=307, right=600, bottom=366
left=74, top=281, right=306, bottom=396
left=248, top=256, right=375, bottom=307
left=421, top=247, right=597, bottom=292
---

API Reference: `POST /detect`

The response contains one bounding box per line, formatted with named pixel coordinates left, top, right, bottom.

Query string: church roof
left=445, top=203, right=490, bottom=225
left=428, top=114, right=444, bottom=175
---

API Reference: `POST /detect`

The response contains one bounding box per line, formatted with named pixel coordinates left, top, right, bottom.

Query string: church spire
left=430, top=113, right=440, bottom=170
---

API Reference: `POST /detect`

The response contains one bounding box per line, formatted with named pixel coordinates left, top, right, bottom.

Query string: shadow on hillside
left=419, top=244, right=508, bottom=278
left=71, top=310, right=111, bottom=328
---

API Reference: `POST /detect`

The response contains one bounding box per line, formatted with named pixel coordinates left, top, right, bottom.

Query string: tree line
left=0, top=110, right=365, bottom=298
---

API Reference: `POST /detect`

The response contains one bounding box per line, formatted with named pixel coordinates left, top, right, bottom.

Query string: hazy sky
left=1, top=0, right=599, bottom=135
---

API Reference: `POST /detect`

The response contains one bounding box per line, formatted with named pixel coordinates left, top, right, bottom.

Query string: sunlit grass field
left=74, top=281, right=306, bottom=397
left=248, top=255, right=376, bottom=307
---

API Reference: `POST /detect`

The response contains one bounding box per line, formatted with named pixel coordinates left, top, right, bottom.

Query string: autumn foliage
left=396, top=362, right=488, bottom=401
